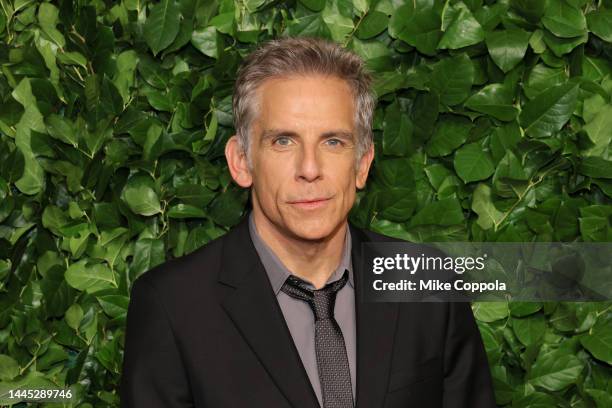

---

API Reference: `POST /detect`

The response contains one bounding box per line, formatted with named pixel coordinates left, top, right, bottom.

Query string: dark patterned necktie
left=281, top=270, right=354, bottom=408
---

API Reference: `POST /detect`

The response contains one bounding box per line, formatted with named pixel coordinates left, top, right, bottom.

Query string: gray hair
left=231, top=36, right=377, bottom=169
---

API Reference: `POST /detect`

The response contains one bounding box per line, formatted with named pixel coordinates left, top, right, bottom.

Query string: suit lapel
left=349, top=223, right=399, bottom=408
left=218, top=216, right=320, bottom=408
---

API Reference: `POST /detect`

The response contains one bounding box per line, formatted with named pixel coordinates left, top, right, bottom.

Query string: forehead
left=252, top=74, right=355, bottom=131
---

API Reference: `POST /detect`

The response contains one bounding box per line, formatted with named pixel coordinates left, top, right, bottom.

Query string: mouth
left=287, top=197, right=332, bottom=210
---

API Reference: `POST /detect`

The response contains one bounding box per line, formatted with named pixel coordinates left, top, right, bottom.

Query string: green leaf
left=580, top=316, right=612, bottom=364
left=371, top=159, right=417, bottom=222
left=382, top=101, right=412, bottom=156
left=424, top=163, right=461, bottom=196
left=46, top=114, right=78, bottom=147
left=113, top=50, right=139, bottom=103
left=0, top=355, right=19, bottom=381
left=56, top=51, right=88, bottom=68
left=97, top=294, right=129, bottom=318
left=350, top=38, right=393, bottom=71
left=209, top=188, right=247, bottom=227
left=141, top=85, right=175, bottom=112
left=582, top=105, right=612, bottom=153
left=143, top=0, right=181, bottom=56
left=528, top=349, right=584, bottom=391
left=586, top=389, right=612, bottom=407
left=578, top=157, right=612, bottom=179
left=120, top=174, right=162, bottom=216
left=425, top=114, right=472, bottom=157
left=11, top=78, right=46, bottom=195
left=509, top=302, right=543, bottom=317
left=438, top=3, right=484, bottom=49
left=389, top=1, right=442, bottom=56
left=65, top=260, right=116, bottom=293
left=209, top=12, right=234, bottom=34
left=299, top=0, right=325, bottom=11
left=65, top=304, right=83, bottom=330
left=284, top=14, right=331, bottom=38
left=175, top=184, right=216, bottom=207
left=529, top=29, right=546, bottom=54
left=523, top=64, right=567, bottom=99
left=429, top=53, right=474, bottom=106
left=485, top=28, right=531, bottom=73
left=321, top=0, right=354, bottom=42
left=0, top=9, right=5, bottom=34
left=375, top=158, right=414, bottom=189
left=355, top=11, right=388, bottom=40
left=37, top=3, right=65, bottom=47
left=541, top=0, right=587, bottom=38
left=472, top=183, right=504, bottom=230
left=412, top=91, right=439, bottom=140
left=373, top=71, right=408, bottom=97
left=492, top=150, right=529, bottom=198
left=511, top=0, right=546, bottom=23
left=519, top=82, right=579, bottom=138
left=376, top=189, right=417, bottom=222
left=34, top=35, right=61, bottom=96
left=543, top=29, right=587, bottom=57
left=191, top=26, right=219, bottom=58
left=138, top=56, right=170, bottom=89
left=465, top=83, right=519, bottom=121
left=40, top=265, right=74, bottom=319
left=352, top=0, right=369, bottom=15
left=454, top=143, right=495, bottom=183
left=512, top=391, right=558, bottom=407
left=167, top=204, right=207, bottom=218
left=0, top=260, right=9, bottom=282
left=479, top=324, right=502, bottom=363
left=586, top=9, right=612, bottom=42
left=473, top=302, right=509, bottom=322
left=512, top=314, right=546, bottom=346
left=131, top=238, right=165, bottom=281
left=408, top=197, right=464, bottom=227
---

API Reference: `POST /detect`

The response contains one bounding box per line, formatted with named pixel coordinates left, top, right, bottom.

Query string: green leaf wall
left=0, top=0, right=611, bottom=406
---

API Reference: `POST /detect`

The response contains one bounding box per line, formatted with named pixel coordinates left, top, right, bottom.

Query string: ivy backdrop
left=0, top=0, right=611, bottom=406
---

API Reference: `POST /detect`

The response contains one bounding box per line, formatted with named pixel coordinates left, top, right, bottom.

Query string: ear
left=356, top=142, right=374, bottom=190
left=225, top=135, right=253, bottom=188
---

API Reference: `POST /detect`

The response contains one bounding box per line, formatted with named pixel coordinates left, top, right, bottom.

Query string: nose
left=296, top=141, right=323, bottom=182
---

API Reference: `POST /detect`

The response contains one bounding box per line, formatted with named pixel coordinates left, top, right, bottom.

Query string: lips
left=288, top=197, right=330, bottom=204
left=287, top=197, right=332, bottom=209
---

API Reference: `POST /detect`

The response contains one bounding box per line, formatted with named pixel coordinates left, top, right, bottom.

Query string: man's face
left=232, top=74, right=373, bottom=242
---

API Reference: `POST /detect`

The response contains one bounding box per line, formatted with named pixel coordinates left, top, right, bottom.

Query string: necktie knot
left=282, top=271, right=349, bottom=321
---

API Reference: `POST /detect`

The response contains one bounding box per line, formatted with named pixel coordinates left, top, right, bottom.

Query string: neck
left=252, top=209, right=348, bottom=289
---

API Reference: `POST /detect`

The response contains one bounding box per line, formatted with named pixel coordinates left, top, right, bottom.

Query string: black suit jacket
left=120, top=215, right=496, bottom=407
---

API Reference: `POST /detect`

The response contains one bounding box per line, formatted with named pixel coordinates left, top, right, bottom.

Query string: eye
left=325, top=138, right=344, bottom=147
left=273, top=136, right=293, bottom=146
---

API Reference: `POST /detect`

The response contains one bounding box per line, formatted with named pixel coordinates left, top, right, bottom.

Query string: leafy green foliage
left=0, top=0, right=611, bottom=406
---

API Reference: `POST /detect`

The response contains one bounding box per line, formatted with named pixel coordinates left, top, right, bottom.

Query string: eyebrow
left=260, top=129, right=354, bottom=141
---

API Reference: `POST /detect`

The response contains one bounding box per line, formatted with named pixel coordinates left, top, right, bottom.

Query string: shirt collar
left=248, top=210, right=354, bottom=295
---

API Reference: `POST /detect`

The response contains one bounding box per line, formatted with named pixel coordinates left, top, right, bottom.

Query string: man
left=120, top=37, right=496, bottom=408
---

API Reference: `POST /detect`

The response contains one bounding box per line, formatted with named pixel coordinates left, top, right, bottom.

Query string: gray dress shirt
left=248, top=211, right=356, bottom=407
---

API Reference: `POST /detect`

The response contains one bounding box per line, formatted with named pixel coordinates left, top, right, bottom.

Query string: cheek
left=333, top=167, right=358, bottom=202
left=342, top=187, right=356, bottom=209
left=252, top=164, right=285, bottom=203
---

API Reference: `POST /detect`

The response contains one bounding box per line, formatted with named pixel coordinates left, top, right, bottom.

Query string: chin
left=285, top=217, right=341, bottom=242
